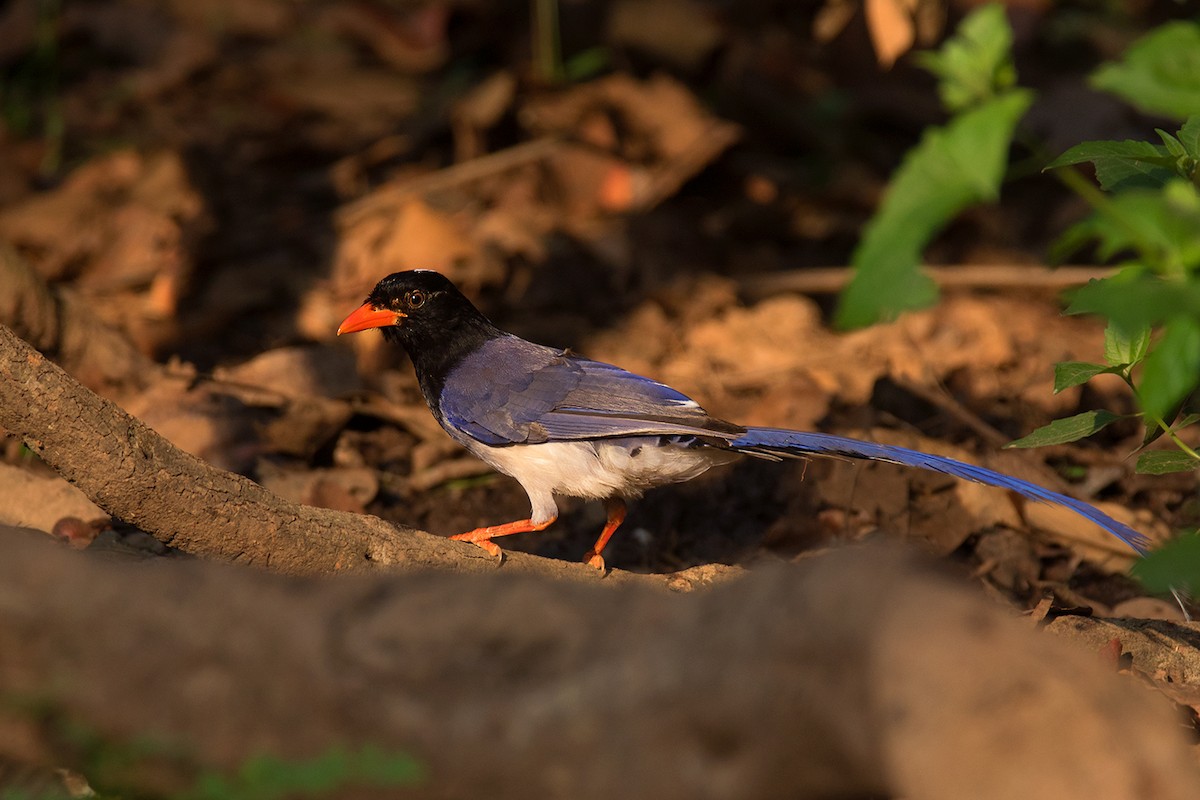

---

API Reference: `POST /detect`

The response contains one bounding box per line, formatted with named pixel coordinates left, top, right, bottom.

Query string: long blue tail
left=729, top=427, right=1148, bottom=553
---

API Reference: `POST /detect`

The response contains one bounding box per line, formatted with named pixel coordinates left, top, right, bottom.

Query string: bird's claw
left=583, top=550, right=607, bottom=573
left=450, top=532, right=502, bottom=559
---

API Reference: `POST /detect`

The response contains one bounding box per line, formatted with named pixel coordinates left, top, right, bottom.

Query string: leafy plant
left=1089, top=21, right=1200, bottom=120
left=182, top=747, right=424, bottom=800
left=837, top=4, right=1032, bottom=328
left=1009, top=113, right=1200, bottom=475
left=0, top=696, right=424, bottom=800
left=1134, top=529, right=1200, bottom=595
left=1000, top=22, right=1200, bottom=598
left=839, top=9, right=1200, bottom=594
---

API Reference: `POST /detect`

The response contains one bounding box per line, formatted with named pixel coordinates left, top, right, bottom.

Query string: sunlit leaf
left=1045, top=139, right=1175, bottom=192
left=1140, top=316, right=1200, bottom=423
left=913, top=3, right=1015, bottom=112
left=1066, top=274, right=1200, bottom=331
left=1053, top=361, right=1116, bottom=393
left=1178, top=115, right=1200, bottom=159
left=1005, top=410, right=1123, bottom=448
left=1136, top=450, right=1200, bottom=475
left=1050, top=182, right=1200, bottom=273
left=1091, top=22, right=1200, bottom=121
left=1103, top=323, right=1151, bottom=367
left=837, top=90, right=1032, bottom=328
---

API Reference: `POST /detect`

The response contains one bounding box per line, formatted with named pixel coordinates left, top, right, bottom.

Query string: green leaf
left=1053, top=361, right=1116, bottom=392
left=913, top=3, right=1016, bottom=113
left=1139, top=315, right=1200, bottom=423
left=1144, top=394, right=1200, bottom=446
left=1005, top=410, right=1123, bottom=448
left=1178, top=115, right=1200, bottom=159
left=1132, top=530, right=1200, bottom=595
left=564, top=47, right=610, bottom=82
left=1054, top=181, right=1200, bottom=277
left=1090, top=22, right=1200, bottom=120
left=1161, top=126, right=1200, bottom=182
left=1103, top=322, right=1151, bottom=367
left=837, top=90, right=1033, bottom=328
left=1157, top=129, right=1188, bottom=160
left=184, top=746, right=424, bottom=800
left=1067, top=274, right=1200, bottom=331
left=1136, top=449, right=1200, bottom=475
left=1044, top=139, right=1176, bottom=192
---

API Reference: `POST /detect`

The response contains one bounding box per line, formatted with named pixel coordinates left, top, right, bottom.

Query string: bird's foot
left=449, top=531, right=502, bottom=558
left=448, top=517, right=556, bottom=560
left=583, top=550, right=607, bottom=573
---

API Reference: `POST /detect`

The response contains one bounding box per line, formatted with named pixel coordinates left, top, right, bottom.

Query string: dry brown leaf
left=123, top=376, right=264, bottom=473
left=813, top=0, right=859, bottom=42
left=213, top=346, right=362, bottom=458
left=681, top=295, right=830, bottom=388
left=318, top=1, right=449, bottom=74
left=0, top=464, right=106, bottom=534
left=333, top=199, right=478, bottom=301
left=0, top=150, right=205, bottom=319
left=265, top=68, right=420, bottom=138
left=452, top=71, right=517, bottom=161
left=523, top=73, right=728, bottom=163
left=545, top=145, right=635, bottom=217
left=866, top=0, right=917, bottom=68
left=1110, top=597, right=1185, bottom=621
left=259, top=466, right=379, bottom=513
left=164, top=0, right=294, bottom=37
left=217, top=346, right=363, bottom=401
left=606, top=0, right=724, bottom=71
left=1023, top=501, right=1157, bottom=572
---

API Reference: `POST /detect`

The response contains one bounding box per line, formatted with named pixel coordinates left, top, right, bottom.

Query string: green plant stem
left=1158, top=422, right=1200, bottom=461
left=1125, top=374, right=1200, bottom=461
left=532, top=0, right=562, bottom=84
left=1050, top=162, right=1161, bottom=265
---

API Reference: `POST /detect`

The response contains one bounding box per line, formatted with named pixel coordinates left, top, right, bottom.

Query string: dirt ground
left=2, top=0, right=1200, bottom=796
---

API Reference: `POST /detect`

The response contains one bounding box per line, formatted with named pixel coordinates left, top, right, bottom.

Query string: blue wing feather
left=439, top=336, right=726, bottom=446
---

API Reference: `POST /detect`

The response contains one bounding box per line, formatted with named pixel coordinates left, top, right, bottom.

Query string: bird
left=337, top=270, right=1148, bottom=572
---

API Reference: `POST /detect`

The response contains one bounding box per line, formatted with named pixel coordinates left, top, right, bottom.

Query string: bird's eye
left=405, top=290, right=426, bottom=309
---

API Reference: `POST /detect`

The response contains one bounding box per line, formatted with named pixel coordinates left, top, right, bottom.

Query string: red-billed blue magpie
left=338, top=270, right=1147, bottom=571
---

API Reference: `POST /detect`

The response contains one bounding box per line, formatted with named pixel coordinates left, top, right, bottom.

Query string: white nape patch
left=458, top=437, right=736, bottom=524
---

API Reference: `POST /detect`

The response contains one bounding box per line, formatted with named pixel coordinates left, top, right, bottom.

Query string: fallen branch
left=0, top=323, right=691, bottom=585
left=0, top=533, right=1195, bottom=799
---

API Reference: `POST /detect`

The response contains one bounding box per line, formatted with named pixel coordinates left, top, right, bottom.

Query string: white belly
left=460, top=436, right=736, bottom=524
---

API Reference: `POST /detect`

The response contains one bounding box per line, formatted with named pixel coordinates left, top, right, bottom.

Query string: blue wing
left=438, top=336, right=737, bottom=446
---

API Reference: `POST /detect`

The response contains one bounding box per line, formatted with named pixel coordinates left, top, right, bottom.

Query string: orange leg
left=449, top=517, right=557, bottom=558
left=582, top=498, right=627, bottom=573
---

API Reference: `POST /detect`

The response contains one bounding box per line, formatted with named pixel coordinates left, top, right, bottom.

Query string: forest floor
left=1, top=1, right=1199, bottom=797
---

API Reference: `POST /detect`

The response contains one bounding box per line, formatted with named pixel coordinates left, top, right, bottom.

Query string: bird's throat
left=388, top=317, right=504, bottom=416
